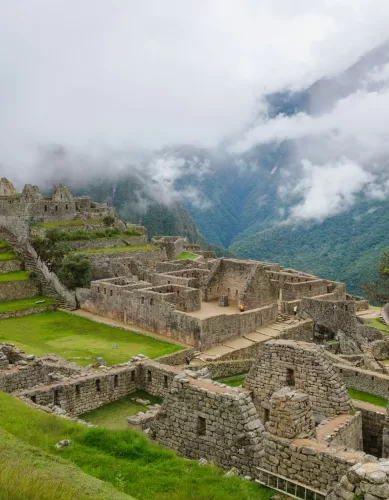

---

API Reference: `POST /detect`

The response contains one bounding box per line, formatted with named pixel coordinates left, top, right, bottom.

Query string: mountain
left=75, top=175, right=236, bottom=259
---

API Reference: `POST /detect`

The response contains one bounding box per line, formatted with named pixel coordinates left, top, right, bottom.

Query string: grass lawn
left=0, top=296, right=56, bottom=313
left=364, top=317, right=389, bottom=334
left=0, top=270, right=30, bottom=282
left=32, top=218, right=104, bottom=229
left=0, top=252, right=16, bottom=261
left=0, top=392, right=273, bottom=500
left=0, top=310, right=182, bottom=365
left=216, top=373, right=248, bottom=387
left=75, top=245, right=159, bottom=254
left=81, top=390, right=162, bottom=430
left=347, top=388, right=387, bottom=407
left=0, top=427, right=130, bottom=500
left=176, top=251, right=198, bottom=260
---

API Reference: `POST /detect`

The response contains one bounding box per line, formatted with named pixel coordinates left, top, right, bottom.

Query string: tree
left=360, top=249, right=389, bottom=304
left=32, top=230, right=70, bottom=271
left=58, top=254, right=92, bottom=290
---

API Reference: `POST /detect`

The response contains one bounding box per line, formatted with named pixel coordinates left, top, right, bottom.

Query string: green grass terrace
left=74, top=244, right=159, bottom=254
left=0, top=296, right=56, bottom=313
left=0, top=252, right=17, bottom=261
left=176, top=251, right=199, bottom=260
left=0, top=270, right=30, bottom=282
left=0, top=310, right=182, bottom=366
left=32, top=218, right=104, bottom=229
left=347, top=388, right=387, bottom=407
left=0, top=392, right=273, bottom=500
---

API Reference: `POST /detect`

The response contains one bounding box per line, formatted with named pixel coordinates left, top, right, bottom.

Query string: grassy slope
left=0, top=392, right=273, bottom=500
left=0, top=427, right=132, bottom=500
left=176, top=251, right=198, bottom=260
left=75, top=245, right=159, bottom=254
left=347, top=388, right=387, bottom=407
left=81, top=390, right=162, bottom=430
left=364, top=318, right=389, bottom=334
left=0, top=270, right=29, bottom=282
left=0, top=296, right=56, bottom=313
left=0, top=310, right=182, bottom=365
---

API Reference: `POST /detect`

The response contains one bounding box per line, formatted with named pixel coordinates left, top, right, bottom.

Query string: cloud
left=1, top=1, right=389, bottom=217
left=284, top=159, right=374, bottom=222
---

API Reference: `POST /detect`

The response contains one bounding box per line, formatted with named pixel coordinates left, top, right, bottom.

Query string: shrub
left=58, top=254, right=92, bottom=290
left=103, top=215, right=115, bottom=227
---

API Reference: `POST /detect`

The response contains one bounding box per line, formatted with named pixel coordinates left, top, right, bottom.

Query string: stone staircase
left=4, top=232, right=76, bottom=309
left=276, top=312, right=291, bottom=324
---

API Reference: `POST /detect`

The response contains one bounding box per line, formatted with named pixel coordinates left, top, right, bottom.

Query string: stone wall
left=204, top=259, right=278, bottom=310
left=156, top=347, right=196, bottom=366
left=0, top=304, right=56, bottom=320
left=354, top=401, right=386, bottom=457
left=20, top=366, right=138, bottom=416
left=150, top=376, right=264, bottom=478
left=86, top=248, right=167, bottom=279
left=246, top=340, right=353, bottom=420
left=0, top=259, right=22, bottom=274
left=260, top=432, right=365, bottom=494
left=191, top=359, right=254, bottom=379
left=322, top=412, right=363, bottom=451
left=336, top=364, right=389, bottom=399
left=327, top=461, right=389, bottom=500
left=0, top=279, right=39, bottom=301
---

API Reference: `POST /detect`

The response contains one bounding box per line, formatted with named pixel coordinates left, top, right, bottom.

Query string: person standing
left=293, top=304, right=298, bottom=318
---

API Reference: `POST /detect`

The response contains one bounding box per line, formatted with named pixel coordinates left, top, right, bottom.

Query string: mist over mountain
left=2, top=2, right=389, bottom=293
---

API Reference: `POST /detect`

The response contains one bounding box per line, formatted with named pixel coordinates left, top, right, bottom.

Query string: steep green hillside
left=230, top=201, right=389, bottom=295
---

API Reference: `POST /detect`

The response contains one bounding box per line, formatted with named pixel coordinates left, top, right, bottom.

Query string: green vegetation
left=0, top=241, right=11, bottom=249
left=364, top=317, right=389, bottom=334
left=216, top=373, right=247, bottom=387
left=81, top=390, right=162, bottom=430
left=0, top=392, right=273, bottom=500
left=176, top=251, right=198, bottom=260
left=76, top=244, right=159, bottom=254
left=32, top=218, right=104, bottom=229
left=56, top=227, right=142, bottom=241
left=0, top=251, right=16, bottom=261
left=0, top=270, right=29, bottom=282
left=32, top=230, right=92, bottom=290
left=347, top=388, right=387, bottom=407
left=0, top=296, right=56, bottom=313
left=361, top=249, right=389, bottom=304
left=58, top=254, right=92, bottom=290
left=0, top=427, right=131, bottom=500
left=0, top=310, right=182, bottom=365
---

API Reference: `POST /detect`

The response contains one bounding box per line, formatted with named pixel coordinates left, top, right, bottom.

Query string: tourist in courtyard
left=293, top=304, right=298, bottom=318
left=185, top=355, right=191, bottom=365
left=239, top=303, right=245, bottom=312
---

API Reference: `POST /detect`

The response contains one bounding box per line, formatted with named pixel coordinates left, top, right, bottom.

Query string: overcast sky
left=1, top=1, right=389, bottom=221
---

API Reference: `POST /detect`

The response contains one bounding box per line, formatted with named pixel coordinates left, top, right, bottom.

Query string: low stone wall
left=30, top=223, right=106, bottom=239
left=354, top=401, right=386, bottom=457
left=336, top=364, right=389, bottom=399
left=260, top=432, right=366, bottom=493
left=0, top=361, right=81, bottom=393
left=156, top=347, right=196, bottom=366
left=0, top=304, right=56, bottom=319
left=191, top=359, right=253, bottom=379
left=0, top=280, right=39, bottom=301
left=139, top=361, right=182, bottom=398
left=0, top=259, right=21, bottom=274
left=322, top=412, right=363, bottom=451
left=198, top=303, right=278, bottom=349
left=20, top=366, right=138, bottom=416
